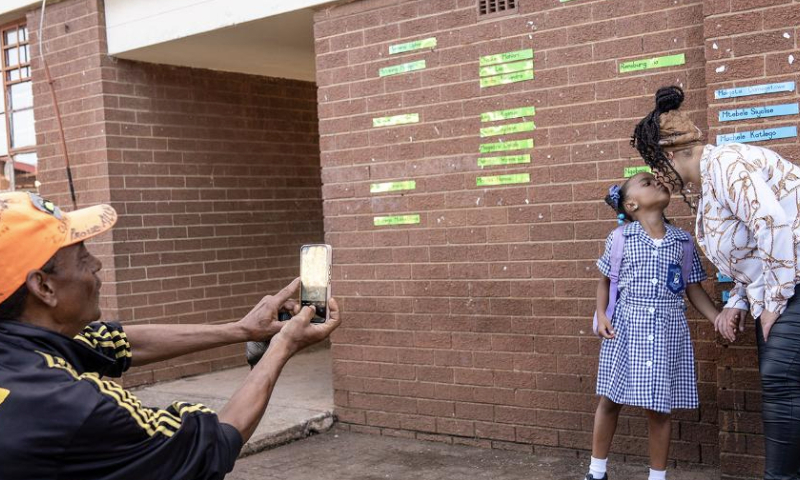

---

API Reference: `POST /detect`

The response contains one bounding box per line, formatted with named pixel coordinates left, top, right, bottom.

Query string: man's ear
left=25, top=270, right=58, bottom=308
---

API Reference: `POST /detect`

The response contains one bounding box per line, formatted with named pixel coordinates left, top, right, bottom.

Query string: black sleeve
left=61, top=390, right=243, bottom=480
left=73, top=322, right=132, bottom=377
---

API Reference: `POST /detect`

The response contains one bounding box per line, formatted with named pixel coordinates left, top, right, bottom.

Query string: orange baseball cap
left=0, top=191, right=117, bottom=301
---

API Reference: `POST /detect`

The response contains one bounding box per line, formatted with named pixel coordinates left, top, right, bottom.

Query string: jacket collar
left=0, top=320, right=115, bottom=375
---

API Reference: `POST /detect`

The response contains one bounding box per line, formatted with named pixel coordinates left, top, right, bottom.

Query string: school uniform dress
left=696, top=142, right=800, bottom=478
left=596, top=222, right=706, bottom=414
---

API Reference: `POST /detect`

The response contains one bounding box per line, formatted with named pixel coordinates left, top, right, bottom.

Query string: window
left=478, top=0, right=518, bottom=17
left=0, top=21, right=36, bottom=192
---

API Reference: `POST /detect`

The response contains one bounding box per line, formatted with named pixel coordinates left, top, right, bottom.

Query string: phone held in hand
left=300, top=244, right=332, bottom=324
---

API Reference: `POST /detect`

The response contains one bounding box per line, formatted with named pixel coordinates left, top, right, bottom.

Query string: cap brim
left=62, top=204, right=118, bottom=247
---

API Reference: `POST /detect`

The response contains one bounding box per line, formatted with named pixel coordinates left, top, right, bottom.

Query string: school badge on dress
left=667, top=263, right=685, bottom=294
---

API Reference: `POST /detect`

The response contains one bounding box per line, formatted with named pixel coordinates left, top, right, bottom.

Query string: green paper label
left=373, top=113, right=420, bottom=127
left=478, top=155, right=531, bottom=167
left=476, top=174, right=531, bottom=187
left=379, top=60, right=426, bottom=77
left=480, top=121, right=535, bottom=138
left=624, top=166, right=652, bottom=178
left=481, top=106, right=536, bottom=122
left=480, top=69, right=534, bottom=88
left=480, top=60, right=534, bottom=77
left=370, top=181, right=417, bottom=193
left=374, top=214, right=421, bottom=226
left=389, top=37, right=437, bottom=54
left=480, top=139, right=534, bottom=153
left=619, top=53, right=686, bottom=73
left=480, top=49, right=534, bottom=67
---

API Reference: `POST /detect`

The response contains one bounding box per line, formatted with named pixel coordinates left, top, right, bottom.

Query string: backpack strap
left=604, top=225, right=626, bottom=319
left=680, top=231, right=695, bottom=285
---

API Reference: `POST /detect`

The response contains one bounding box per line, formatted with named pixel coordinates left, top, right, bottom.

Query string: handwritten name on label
left=480, top=121, right=535, bottom=138
left=476, top=173, right=531, bottom=186
left=624, top=166, right=652, bottom=178
left=478, top=155, right=531, bottom=167
left=619, top=53, right=685, bottom=73
left=374, top=215, right=421, bottom=226
left=389, top=37, right=437, bottom=55
left=372, top=113, right=419, bottom=127
left=480, top=49, right=534, bottom=67
left=718, top=103, right=799, bottom=122
left=479, top=139, right=534, bottom=153
left=715, top=82, right=795, bottom=100
left=480, top=70, right=534, bottom=88
left=716, top=126, right=798, bottom=145
left=481, top=106, right=535, bottom=122
left=480, top=60, right=534, bottom=77
left=379, top=60, right=426, bottom=77
left=371, top=181, right=416, bottom=193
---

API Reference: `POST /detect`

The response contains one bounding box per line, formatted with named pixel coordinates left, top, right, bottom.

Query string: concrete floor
left=228, top=428, right=720, bottom=480
left=131, top=347, right=719, bottom=479
left=132, top=347, right=334, bottom=454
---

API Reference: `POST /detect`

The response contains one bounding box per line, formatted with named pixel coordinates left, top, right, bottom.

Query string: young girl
left=585, top=172, right=719, bottom=480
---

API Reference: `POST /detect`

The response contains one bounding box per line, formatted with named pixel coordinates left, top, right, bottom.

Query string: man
left=0, top=191, right=340, bottom=480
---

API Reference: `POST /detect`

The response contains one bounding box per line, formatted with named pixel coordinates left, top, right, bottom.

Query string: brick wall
left=315, top=0, right=720, bottom=468
left=28, top=0, right=324, bottom=386
left=705, top=1, right=800, bottom=478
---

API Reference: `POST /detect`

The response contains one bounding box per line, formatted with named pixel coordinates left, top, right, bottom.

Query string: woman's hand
left=760, top=310, right=780, bottom=342
left=596, top=313, right=615, bottom=339
left=714, top=308, right=747, bottom=342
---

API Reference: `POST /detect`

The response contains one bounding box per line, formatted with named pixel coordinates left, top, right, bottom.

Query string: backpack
left=592, top=225, right=695, bottom=337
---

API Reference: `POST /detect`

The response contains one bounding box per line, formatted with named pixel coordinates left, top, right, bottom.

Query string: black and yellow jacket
left=0, top=321, right=242, bottom=480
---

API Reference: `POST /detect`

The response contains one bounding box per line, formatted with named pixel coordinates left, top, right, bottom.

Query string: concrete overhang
left=104, top=0, right=336, bottom=82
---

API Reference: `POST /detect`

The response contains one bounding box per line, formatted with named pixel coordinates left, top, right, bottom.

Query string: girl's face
left=624, top=172, right=671, bottom=213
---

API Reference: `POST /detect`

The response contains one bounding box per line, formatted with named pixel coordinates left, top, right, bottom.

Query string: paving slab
left=228, top=427, right=720, bottom=480
left=132, top=347, right=334, bottom=455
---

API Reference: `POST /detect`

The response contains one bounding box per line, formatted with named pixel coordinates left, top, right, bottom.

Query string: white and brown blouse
left=696, top=143, right=800, bottom=318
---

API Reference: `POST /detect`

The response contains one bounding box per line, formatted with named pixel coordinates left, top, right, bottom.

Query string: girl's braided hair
left=630, top=86, right=694, bottom=211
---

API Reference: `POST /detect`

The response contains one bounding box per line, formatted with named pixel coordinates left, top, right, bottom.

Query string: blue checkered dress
left=596, top=222, right=706, bottom=413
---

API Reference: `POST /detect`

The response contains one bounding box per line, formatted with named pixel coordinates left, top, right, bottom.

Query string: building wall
left=315, top=0, right=798, bottom=476
left=704, top=2, right=800, bottom=478
left=28, top=0, right=324, bottom=386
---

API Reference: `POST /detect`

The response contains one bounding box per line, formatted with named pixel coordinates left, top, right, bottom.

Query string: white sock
left=648, top=468, right=666, bottom=480
left=589, top=457, right=607, bottom=478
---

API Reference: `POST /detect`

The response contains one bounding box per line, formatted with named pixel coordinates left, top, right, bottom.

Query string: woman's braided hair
left=630, top=86, right=694, bottom=211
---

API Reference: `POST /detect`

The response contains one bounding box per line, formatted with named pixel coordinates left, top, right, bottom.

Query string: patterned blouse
left=696, top=143, right=800, bottom=318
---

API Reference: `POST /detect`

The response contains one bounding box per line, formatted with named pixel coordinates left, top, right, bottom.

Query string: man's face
left=49, top=243, right=104, bottom=325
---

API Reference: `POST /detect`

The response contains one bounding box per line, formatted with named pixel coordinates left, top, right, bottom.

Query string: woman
left=631, top=85, right=800, bottom=479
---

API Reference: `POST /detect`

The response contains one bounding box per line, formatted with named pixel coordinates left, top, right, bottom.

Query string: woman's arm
left=712, top=151, right=795, bottom=318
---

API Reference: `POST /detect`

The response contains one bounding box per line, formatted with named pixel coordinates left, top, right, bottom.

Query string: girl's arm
left=596, top=276, right=615, bottom=338
left=686, top=283, right=720, bottom=323
left=596, top=276, right=611, bottom=313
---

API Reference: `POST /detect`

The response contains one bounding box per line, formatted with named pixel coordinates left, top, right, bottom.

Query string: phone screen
left=301, top=245, right=329, bottom=322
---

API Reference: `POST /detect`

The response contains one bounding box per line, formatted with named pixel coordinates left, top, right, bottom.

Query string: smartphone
left=300, top=244, right=332, bottom=323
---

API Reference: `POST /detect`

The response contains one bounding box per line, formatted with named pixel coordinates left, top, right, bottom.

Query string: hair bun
left=655, top=86, right=684, bottom=113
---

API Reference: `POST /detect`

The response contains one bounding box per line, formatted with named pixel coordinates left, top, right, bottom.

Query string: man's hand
left=715, top=308, right=747, bottom=342
left=596, top=312, right=615, bottom=339
left=238, top=278, right=302, bottom=341
left=760, top=310, right=780, bottom=342
left=220, top=295, right=341, bottom=443
left=271, top=298, right=342, bottom=358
